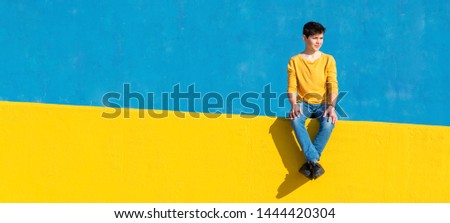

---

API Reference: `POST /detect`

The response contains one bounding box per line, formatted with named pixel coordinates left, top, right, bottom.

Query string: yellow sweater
left=287, top=53, right=338, bottom=104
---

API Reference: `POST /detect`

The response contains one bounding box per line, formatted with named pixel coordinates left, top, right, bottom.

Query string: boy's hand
left=289, top=104, right=302, bottom=120
left=324, top=105, right=338, bottom=124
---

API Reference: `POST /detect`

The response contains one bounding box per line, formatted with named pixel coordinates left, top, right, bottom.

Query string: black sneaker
left=299, top=162, right=313, bottom=180
left=311, top=162, right=325, bottom=179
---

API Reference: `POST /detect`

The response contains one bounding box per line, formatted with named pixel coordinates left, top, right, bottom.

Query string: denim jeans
left=290, top=102, right=335, bottom=162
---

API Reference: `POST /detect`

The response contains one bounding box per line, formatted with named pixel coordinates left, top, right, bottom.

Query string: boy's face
left=303, top=33, right=324, bottom=52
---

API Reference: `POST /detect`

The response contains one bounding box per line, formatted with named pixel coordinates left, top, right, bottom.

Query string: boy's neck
left=302, top=49, right=321, bottom=56
left=300, top=50, right=322, bottom=62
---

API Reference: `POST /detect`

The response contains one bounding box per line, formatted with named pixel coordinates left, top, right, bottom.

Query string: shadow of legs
left=269, top=118, right=320, bottom=199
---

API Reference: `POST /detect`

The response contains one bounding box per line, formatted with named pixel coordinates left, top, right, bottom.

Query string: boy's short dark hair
left=303, top=21, right=326, bottom=38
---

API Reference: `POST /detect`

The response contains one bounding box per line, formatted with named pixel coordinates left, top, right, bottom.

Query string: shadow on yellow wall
left=270, top=118, right=321, bottom=199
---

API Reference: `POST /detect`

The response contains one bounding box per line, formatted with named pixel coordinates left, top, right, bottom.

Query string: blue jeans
left=290, top=102, right=335, bottom=162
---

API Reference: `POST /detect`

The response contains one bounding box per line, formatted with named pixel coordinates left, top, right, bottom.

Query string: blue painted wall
left=1, top=1, right=449, bottom=126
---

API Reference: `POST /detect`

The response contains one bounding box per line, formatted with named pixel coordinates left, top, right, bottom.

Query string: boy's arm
left=327, top=93, right=338, bottom=107
left=288, top=92, right=301, bottom=119
left=324, top=56, right=338, bottom=123
left=326, top=56, right=339, bottom=100
left=287, top=59, right=302, bottom=119
left=287, top=58, right=298, bottom=94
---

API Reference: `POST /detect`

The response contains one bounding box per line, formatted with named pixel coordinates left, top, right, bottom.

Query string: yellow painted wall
left=0, top=101, right=449, bottom=202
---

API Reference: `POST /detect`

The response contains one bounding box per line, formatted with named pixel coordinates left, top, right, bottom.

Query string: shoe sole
left=299, top=165, right=314, bottom=180
left=313, top=170, right=325, bottom=180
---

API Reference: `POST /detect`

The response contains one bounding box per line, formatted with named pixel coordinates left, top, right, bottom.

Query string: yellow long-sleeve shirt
left=287, top=52, right=338, bottom=104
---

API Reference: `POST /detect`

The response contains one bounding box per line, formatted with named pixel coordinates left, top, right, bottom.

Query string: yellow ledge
left=0, top=101, right=449, bottom=202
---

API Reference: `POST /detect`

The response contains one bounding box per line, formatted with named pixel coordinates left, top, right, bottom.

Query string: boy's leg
left=312, top=105, right=335, bottom=160
left=290, top=103, right=320, bottom=162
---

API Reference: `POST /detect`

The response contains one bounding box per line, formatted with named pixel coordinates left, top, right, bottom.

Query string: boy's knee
left=291, top=116, right=306, bottom=124
left=321, top=120, right=335, bottom=130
